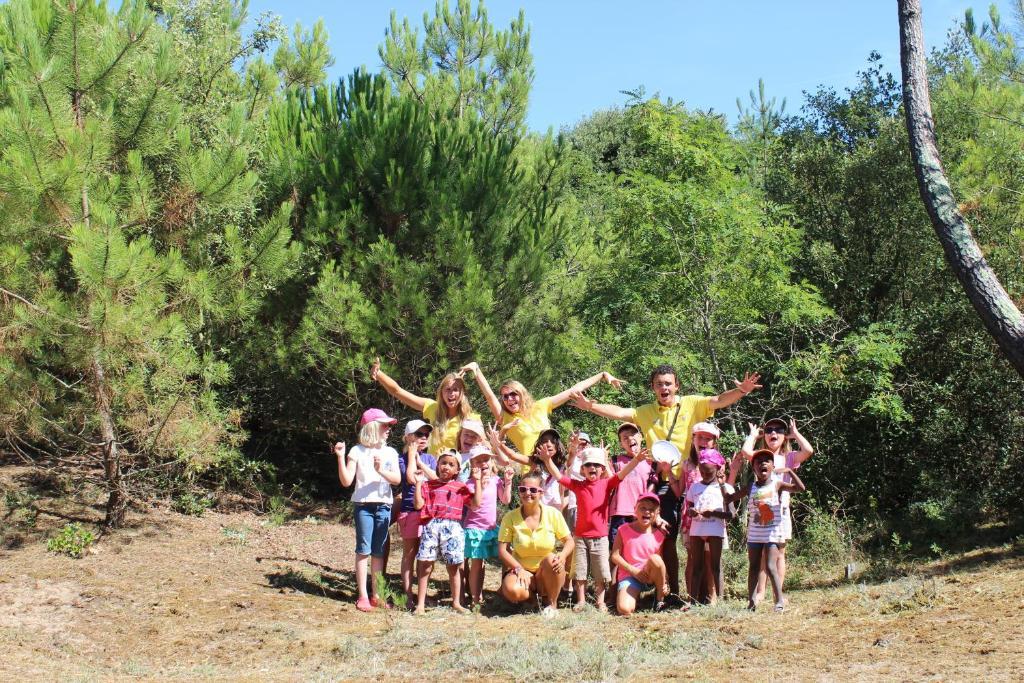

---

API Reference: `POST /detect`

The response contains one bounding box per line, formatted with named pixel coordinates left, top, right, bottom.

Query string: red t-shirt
left=559, top=475, right=621, bottom=538
left=420, top=479, right=472, bottom=522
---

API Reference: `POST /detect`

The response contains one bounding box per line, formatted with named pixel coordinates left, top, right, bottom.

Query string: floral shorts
left=416, top=518, right=465, bottom=565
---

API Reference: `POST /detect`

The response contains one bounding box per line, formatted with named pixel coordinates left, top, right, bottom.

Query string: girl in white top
left=722, top=449, right=805, bottom=613
left=335, top=408, right=401, bottom=612
left=684, top=448, right=735, bottom=604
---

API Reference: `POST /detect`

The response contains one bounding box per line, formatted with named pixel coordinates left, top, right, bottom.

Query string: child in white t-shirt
left=684, top=448, right=734, bottom=604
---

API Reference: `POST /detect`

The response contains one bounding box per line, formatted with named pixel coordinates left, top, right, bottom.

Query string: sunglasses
left=517, top=486, right=541, bottom=494
left=414, top=430, right=432, bottom=438
left=763, top=426, right=787, bottom=435
left=501, top=391, right=520, bottom=400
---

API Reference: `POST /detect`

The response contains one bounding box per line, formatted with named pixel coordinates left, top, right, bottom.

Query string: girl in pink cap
left=684, top=448, right=734, bottom=604
left=678, top=421, right=721, bottom=601
left=335, top=408, right=401, bottom=612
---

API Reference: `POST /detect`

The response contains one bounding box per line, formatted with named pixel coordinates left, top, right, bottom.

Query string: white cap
left=460, top=418, right=486, bottom=440
left=577, top=432, right=591, bottom=444
left=581, top=447, right=607, bottom=467
left=404, top=419, right=433, bottom=436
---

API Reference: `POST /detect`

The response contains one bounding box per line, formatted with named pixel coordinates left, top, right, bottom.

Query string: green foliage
left=264, top=494, right=287, bottom=526
left=173, top=491, right=213, bottom=516
left=46, top=522, right=96, bottom=558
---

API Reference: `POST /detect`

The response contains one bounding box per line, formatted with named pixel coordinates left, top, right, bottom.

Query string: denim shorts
left=747, top=541, right=783, bottom=551
left=354, top=503, right=391, bottom=557
left=617, top=575, right=654, bottom=594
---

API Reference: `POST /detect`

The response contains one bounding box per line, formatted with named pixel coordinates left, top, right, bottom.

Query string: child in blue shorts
left=413, top=450, right=482, bottom=614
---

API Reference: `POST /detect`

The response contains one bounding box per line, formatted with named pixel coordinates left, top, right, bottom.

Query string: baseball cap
left=692, top=421, right=721, bottom=437
left=577, top=432, right=591, bottom=444
left=404, top=419, right=433, bottom=436
left=468, top=443, right=493, bottom=460
left=636, top=492, right=660, bottom=506
left=751, top=448, right=775, bottom=463
left=581, top=447, right=607, bottom=467
left=617, top=422, right=641, bottom=435
left=762, top=417, right=788, bottom=431
left=698, top=448, right=725, bottom=467
left=460, top=419, right=485, bottom=440
left=360, top=408, right=397, bottom=426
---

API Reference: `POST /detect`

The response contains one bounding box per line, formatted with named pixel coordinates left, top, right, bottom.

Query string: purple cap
left=360, top=408, right=397, bottom=427
left=698, top=448, right=725, bottom=467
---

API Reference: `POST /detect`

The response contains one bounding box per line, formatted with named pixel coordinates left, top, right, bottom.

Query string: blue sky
left=245, top=1, right=1013, bottom=131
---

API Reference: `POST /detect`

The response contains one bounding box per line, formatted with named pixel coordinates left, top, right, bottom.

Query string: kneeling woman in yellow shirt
left=459, top=361, right=622, bottom=458
left=497, top=472, right=574, bottom=617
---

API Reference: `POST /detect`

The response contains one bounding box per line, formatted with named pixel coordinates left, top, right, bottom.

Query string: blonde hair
left=358, top=421, right=388, bottom=448
left=429, top=373, right=473, bottom=451
left=498, top=380, right=535, bottom=418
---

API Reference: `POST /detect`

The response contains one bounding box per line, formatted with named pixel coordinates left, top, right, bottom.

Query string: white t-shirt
left=540, top=471, right=562, bottom=508
left=685, top=481, right=734, bottom=538
left=747, top=475, right=786, bottom=544
left=564, top=458, right=583, bottom=510
left=349, top=444, right=400, bottom=504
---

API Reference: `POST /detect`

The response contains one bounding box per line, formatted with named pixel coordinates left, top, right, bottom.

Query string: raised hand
left=373, top=454, right=382, bottom=472
left=734, top=372, right=763, bottom=395
left=471, top=466, right=483, bottom=482
left=370, top=357, right=381, bottom=381
left=502, top=466, right=515, bottom=483
left=747, top=422, right=760, bottom=440
left=603, top=371, right=625, bottom=389
left=457, top=361, right=479, bottom=379
left=500, top=418, right=522, bottom=435
left=789, top=418, right=800, bottom=437
left=569, top=390, right=593, bottom=411
left=333, top=442, right=346, bottom=459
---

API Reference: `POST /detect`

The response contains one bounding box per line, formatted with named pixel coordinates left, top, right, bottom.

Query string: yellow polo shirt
left=497, top=503, right=571, bottom=572
left=500, top=397, right=554, bottom=458
left=630, top=395, right=713, bottom=474
left=422, top=400, right=480, bottom=455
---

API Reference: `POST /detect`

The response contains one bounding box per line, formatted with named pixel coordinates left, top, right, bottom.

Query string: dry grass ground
left=2, top=465, right=1024, bottom=682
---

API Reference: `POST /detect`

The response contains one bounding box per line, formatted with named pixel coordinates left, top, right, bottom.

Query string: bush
left=172, top=492, right=213, bottom=516
left=46, top=523, right=96, bottom=558
left=789, top=499, right=855, bottom=569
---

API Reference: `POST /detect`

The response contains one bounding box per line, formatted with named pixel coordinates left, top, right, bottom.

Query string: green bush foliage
left=46, top=522, right=96, bottom=558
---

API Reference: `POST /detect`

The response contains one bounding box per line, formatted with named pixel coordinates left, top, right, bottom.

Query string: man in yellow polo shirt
left=570, top=363, right=761, bottom=598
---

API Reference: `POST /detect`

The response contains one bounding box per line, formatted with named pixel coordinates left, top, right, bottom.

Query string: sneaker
left=355, top=597, right=374, bottom=613
left=541, top=606, right=557, bottom=619
left=654, top=600, right=667, bottom=613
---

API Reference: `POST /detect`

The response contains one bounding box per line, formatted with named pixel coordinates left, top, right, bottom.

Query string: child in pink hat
left=684, top=447, right=734, bottom=604
left=610, top=492, right=669, bottom=615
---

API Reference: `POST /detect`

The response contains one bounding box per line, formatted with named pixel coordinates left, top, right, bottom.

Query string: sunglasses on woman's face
left=501, top=391, right=520, bottom=400
left=518, top=486, right=541, bottom=494
left=764, top=426, right=787, bottom=435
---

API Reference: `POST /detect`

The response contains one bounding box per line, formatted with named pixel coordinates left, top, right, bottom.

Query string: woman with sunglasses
left=496, top=472, right=574, bottom=617
left=739, top=417, right=814, bottom=605
left=458, top=361, right=623, bottom=459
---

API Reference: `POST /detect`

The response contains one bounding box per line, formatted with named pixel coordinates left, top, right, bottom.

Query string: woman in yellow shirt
left=371, top=358, right=480, bottom=455
left=497, top=472, right=574, bottom=617
left=459, top=361, right=623, bottom=458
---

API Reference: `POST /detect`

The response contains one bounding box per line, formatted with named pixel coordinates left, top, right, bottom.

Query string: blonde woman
left=459, top=361, right=623, bottom=457
left=371, top=358, right=480, bottom=454
left=336, top=408, right=401, bottom=612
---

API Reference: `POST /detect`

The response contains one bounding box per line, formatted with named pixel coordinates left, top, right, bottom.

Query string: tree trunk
left=90, top=353, right=127, bottom=528
left=898, top=0, right=1024, bottom=378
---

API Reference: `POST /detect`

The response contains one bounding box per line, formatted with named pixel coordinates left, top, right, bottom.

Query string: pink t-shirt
left=559, top=475, right=621, bottom=538
left=680, top=463, right=701, bottom=534
left=615, top=523, right=666, bottom=582
left=463, top=475, right=499, bottom=530
left=610, top=456, right=652, bottom=517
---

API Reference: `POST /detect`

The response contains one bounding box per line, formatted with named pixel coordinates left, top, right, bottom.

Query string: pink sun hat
left=359, top=408, right=397, bottom=426
left=698, top=448, right=725, bottom=467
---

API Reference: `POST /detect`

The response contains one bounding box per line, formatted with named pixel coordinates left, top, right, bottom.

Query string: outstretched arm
left=709, top=372, right=762, bottom=410
left=547, top=371, right=624, bottom=409
left=459, top=361, right=502, bottom=419
left=569, top=390, right=634, bottom=422
left=535, top=450, right=562, bottom=481
left=615, top=448, right=649, bottom=480
left=370, top=357, right=429, bottom=412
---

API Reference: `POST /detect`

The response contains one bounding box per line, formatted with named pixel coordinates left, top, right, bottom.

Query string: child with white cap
left=335, top=408, right=401, bottom=612
left=397, top=419, right=437, bottom=601
left=537, top=440, right=648, bottom=612
left=462, top=443, right=514, bottom=606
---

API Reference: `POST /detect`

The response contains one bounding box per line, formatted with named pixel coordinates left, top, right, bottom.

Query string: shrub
left=46, top=523, right=96, bottom=558
left=172, top=492, right=213, bottom=517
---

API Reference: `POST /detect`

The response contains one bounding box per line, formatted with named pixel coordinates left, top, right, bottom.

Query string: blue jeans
left=354, top=503, right=391, bottom=557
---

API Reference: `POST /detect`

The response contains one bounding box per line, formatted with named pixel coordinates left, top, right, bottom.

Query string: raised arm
left=787, top=419, right=814, bottom=466
left=547, top=371, right=624, bottom=409
left=459, top=361, right=501, bottom=419
left=775, top=467, right=806, bottom=494
left=370, top=357, right=429, bottom=412
left=498, top=466, right=514, bottom=504
left=741, top=422, right=759, bottom=459
left=334, top=442, right=356, bottom=488
left=467, top=468, right=485, bottom=509
left=488, top=425, right=530, bottom=465
left=709, top=372, right=762, bottom=410
left=570, top=390, right=635, bottom=422
left=413, top=478, right=424, bottom=510
left=615, top=448, right=649, bottom=481
left=535, top=449, right=562, bottom=481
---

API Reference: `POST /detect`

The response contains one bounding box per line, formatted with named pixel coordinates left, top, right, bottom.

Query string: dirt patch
left=2, top=501, right=1023, bottom=681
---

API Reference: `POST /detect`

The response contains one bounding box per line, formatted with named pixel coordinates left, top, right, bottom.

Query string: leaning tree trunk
left=898, top=0, right=1024, bottom=378
left=90, top=353, right=127, bottom=528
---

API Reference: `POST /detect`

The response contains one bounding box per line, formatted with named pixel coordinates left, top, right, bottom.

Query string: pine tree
left=0, top=0, right=313, bottom=527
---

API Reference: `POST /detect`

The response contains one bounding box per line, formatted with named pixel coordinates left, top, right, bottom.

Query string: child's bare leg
left=746, top=545, right=762, bottom=610
left=594, top=579, right=606, bottom=609
left=765, top=544, right=785, bottom=611
left=637, top=554, right=668, bottom=600
left=355, top=553, right=370, bottom=601
left=448, top=564, right=468, bottom=613
left=469, top=559, right=484, bottom=604
left=775, top=544, right=787, bottom=604
left=574, top=579, right=587, bottom=606
left=687, top=537, right=705, bottom=603
left=401, top=539, right=419, bottom=597
left=616, top=583, right=640, bottom=616
left=683, top=534, right=694, bottom=598
left=706, top=537, right=723, bottom=603
left=754, top=551, right=768, bottom=603
left=415, top=560, right=433, bottom=614
left=370, top=554, right=385, bottom=599
left=662, top=536, right=680, bottom=595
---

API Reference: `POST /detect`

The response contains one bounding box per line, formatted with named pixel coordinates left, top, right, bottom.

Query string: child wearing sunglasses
left=739, top=417, right=814, bottom=605
left=413, top=450, right=483, bottom=614
left=538, top=441, right=648, bottom=612
left=398, top=420, right=437, bottom=601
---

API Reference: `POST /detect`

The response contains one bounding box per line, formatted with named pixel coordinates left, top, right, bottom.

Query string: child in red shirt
left=538, top=440, right=647, bottom=612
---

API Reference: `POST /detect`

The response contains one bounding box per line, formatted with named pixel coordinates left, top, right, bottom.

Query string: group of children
left=333, top=360, right=813, bottom=615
